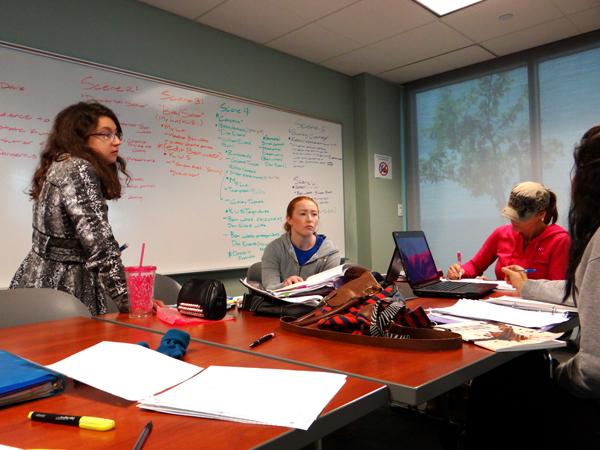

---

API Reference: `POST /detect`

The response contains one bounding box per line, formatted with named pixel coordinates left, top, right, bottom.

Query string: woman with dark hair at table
left=447, top=181, right=570, bottom=280
left=465, top=125, right=600, bottom=449
left=10, top=102, right=130, bottom=315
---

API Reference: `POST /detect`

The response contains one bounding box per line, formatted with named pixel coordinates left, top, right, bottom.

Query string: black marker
left=249, top=332, right=275, bottom=348
left=133, top=420, right=152, bottom=450
left=119, top=242, right=129, bottom=252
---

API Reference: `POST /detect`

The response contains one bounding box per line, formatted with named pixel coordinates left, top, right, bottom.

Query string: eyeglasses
left=89, top=130, right=123, bottom=142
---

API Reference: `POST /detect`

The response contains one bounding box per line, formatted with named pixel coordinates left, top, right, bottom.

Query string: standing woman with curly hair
left=10, top=102, right=130, bottom=315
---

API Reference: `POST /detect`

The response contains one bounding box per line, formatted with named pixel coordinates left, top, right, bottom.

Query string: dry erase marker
left=249, top=332, right=275, bottom=348
left=28, top=411, right=115, bottom=431
left=517, top=268, right=537, bottom=273
left=119, top=242, right=129, bottom=252
left=456, top=251, right=462, bottom=266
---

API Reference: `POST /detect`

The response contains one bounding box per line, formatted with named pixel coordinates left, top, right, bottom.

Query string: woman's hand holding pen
left=501, top=265, right=528, bottom=294
left=447, top=250, right=465, bottom=280
left=447, top=263, right=465, bottom=280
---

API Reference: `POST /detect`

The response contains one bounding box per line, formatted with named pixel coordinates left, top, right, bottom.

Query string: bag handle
left=292, top=271, right=381, bottom=327
left=280, top=316, right=463, bottom=350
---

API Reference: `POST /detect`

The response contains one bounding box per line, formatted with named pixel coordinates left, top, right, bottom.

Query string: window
left=539, top=46, right=600, bottom=228
left=413, top=67, right=529, bottom=276
left=407, top=39, right=600, bottom=278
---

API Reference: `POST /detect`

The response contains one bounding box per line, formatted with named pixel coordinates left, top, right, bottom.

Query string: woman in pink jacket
left=447, top=181, right=570, bottom=280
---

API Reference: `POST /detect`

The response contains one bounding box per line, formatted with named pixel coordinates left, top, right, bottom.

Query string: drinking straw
left=139, top=242, right=146, bottom=268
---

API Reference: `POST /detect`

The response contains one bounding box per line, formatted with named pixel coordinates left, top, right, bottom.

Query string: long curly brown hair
left=30, top=102, right=130, bottom=200
left=564, top=124, right=600, bottom=303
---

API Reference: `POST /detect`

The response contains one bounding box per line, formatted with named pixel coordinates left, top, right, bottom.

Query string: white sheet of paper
left=139, top=365, right=347, bottom=430
left=47, top=341, right=202, bottom=401
left=431, top=299, right=570, bottom=328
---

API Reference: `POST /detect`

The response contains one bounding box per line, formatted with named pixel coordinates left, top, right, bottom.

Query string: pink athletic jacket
left=461, top=224, right=571, bottom=280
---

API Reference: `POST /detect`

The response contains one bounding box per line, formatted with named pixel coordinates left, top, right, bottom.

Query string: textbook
left=0, top=350, right=66, bottom=407
left=434, top=320, right=566, bottom=352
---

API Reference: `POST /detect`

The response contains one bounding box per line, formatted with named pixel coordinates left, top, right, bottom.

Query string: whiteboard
left=0, top=43, right=345, bottom=286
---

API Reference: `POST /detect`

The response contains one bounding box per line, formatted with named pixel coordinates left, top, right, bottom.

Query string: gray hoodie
left=261, top=233, right=340, bottom=290
left=522, top=227, right=600, bottom=399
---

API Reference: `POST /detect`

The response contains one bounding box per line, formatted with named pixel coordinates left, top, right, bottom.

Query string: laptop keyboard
left=423, top=281, right=469, bottom=292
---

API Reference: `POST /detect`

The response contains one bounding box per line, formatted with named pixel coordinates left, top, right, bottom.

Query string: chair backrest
left=0, top=288, right=91, bottom=328
left=153, top=273, right=182, bottom=304
left=246, top=262, right=262, bottom=283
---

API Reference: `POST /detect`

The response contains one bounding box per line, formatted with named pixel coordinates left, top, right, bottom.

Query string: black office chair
left=0, top=287, right=91, bottom=328
left=246, top=262, right=262, bottom=284
left=153, top=273, right=182, bottom=304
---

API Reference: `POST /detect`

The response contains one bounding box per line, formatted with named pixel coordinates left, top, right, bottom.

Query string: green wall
left=353, top=74, right=404, bottom=273
left=0, top=0, right=403, bottom=294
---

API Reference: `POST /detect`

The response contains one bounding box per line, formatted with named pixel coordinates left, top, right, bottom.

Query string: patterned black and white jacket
left=10, top=156, right=128, bottom=315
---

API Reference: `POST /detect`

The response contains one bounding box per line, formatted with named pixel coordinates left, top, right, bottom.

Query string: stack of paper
left=435, top=320, right=566, bottom=352
left=45, top=342, right=347, bottom=430
left=430, top=299, right=571, bottom=328
left=272, top=264, right=349, bottom=295
left=138, top=366, right=347, bottom=430
left=240, top=263, right=358, bottom=306
left=239, top=278, right=323, bottom=306
left=483, top=296, right=577, bottom=313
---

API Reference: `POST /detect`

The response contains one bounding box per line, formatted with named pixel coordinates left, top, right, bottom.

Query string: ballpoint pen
left=455, top=251, right=464, bottom=279
left=516, top=268, right=537, bottom=273
left=249, top=332, right=275, bottom=348
left=133, top=420, right=152, bottom=450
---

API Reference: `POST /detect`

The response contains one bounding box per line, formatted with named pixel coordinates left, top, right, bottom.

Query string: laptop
left=384, top=247, right=403, bottom=285
left=392, top=231, right=497, bottom=298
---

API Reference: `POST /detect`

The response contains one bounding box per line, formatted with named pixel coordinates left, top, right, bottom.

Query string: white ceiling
left=139, top=0, right=600, bottom=84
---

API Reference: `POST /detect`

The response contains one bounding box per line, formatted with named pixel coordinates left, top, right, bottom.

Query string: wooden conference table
left=100, top=296, right=519, bottom=405
left=0, top=317, right=388, bottom=450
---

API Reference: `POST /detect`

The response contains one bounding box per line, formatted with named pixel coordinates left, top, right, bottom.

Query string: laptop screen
left=385, top=248, right=403, bottom=284
left=392, top=231, right=440, bottom=286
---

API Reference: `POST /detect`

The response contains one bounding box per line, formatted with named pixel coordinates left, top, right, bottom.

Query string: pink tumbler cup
left=125, top=265, right=156, bottom=318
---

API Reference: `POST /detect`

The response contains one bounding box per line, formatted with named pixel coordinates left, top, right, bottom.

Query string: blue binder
left=0, top=350, right=65, bottom=407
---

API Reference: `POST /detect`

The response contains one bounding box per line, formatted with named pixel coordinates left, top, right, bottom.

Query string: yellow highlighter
left=28, top=411, right=115, bottom=431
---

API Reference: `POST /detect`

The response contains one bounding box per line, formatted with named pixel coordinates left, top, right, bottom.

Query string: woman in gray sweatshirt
left=261, top=196, right=340, bottom=290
